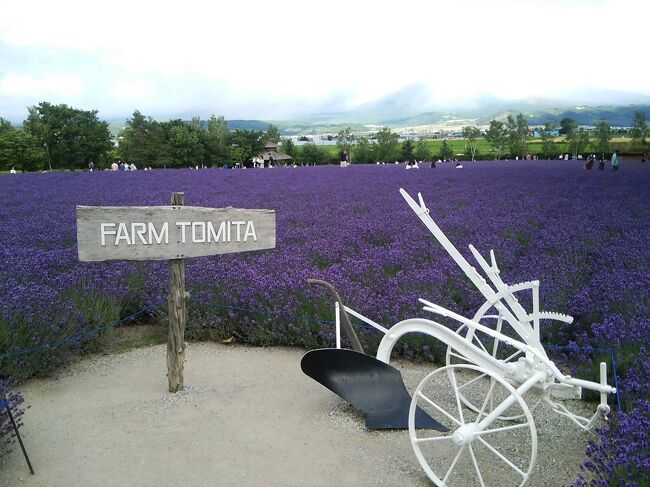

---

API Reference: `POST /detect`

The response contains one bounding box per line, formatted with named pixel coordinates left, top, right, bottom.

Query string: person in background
left=611, top=150, right=620, bottom=171
left=340, top=150, right=349, bottom=168
left=455, top=162, right=463, bottom=168
left=88, top=161, right=95, bottom=172
left=642, top=152, right=648, bottom=163
left=598, top=154, right=606, bottom=170
left=129, top=162, right=137, bottom=171
left=268, top=154, right=275, bottom=168
left=9, top=166, right=16, bottom=174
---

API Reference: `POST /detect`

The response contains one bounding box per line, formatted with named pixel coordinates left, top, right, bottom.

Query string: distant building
left=260, top=143, right=292, bottom=166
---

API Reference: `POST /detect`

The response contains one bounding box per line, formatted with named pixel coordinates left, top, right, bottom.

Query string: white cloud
left=0, top=73, right=84, bottom=97
left=0, top=0, right=648, bottom=120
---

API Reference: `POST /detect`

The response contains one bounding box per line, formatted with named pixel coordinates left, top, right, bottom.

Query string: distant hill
left=522, top=105, right=650, bottom=127
left=102, top=102, right=650, bottom=137
left=225, top=120, right=270, bottom=131
left=371, top=105, right=650, bottom=128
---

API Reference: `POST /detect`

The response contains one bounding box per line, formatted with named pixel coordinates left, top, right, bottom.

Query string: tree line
left=1, top=103, right=648, bottom=171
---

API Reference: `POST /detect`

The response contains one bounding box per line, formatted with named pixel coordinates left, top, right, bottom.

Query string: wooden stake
left=167, top=192, right=186, bottom=392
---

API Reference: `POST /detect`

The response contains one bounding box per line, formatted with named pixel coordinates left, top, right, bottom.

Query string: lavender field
left=1, top=161, right=649, bottom=483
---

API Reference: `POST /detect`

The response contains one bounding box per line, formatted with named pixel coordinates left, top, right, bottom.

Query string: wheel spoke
left=478, top=378, right=498, bottom=418
left=415, top=435, right=453, bottom=444
left=493, top=315, right=504, bottom=357
left=417, top=391, right=462, bottom=427
left=475, top=423, right=530, bottom=436
left=443, top=445, right=466, bottom=484
left=457, top=372, right=488, bottom=391
left=469, top=444, right=486, bottom=487
left=449, top=350, right=469, bottom=362
left=473, top=335, right=489, bottom=355
left=478, top=437, right=526, bottom=477
left=449, top=369, right=465, bottom=424
left=503, top=349, right=524, bottom=362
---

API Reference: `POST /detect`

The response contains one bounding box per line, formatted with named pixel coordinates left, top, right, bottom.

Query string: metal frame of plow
left=311, top=189, right=618, bottom=487
left=397, top=189, right=617, bottom=486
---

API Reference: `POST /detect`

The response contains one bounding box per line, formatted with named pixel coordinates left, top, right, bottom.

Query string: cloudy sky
left=1, top=0, right=648, bottom=122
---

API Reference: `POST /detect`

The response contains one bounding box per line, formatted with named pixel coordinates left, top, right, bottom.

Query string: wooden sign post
left=76, top=193, right=276, bottom=392
left=168, top=192, right=186, bottom=392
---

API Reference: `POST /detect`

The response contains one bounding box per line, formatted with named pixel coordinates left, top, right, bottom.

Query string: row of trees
left=2, top=103, right=648, bottom=171
left=117, top=111, right=286, bottom=168
left=0, top=104, right=289, bottom=171
left=483, top=111, right=648, bottom=160
left=1, top=102, right=112, bottom=171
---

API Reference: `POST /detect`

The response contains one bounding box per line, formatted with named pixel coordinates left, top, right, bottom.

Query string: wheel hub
left=451, top=423, right=479, bottom=446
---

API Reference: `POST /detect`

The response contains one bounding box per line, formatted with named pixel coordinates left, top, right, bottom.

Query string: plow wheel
left=409, top=364, right=537, bottom=487
left=445, top=319, right=542, bottom=421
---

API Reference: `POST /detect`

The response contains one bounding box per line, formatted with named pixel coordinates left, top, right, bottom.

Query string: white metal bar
left=415, top=436, right=453, bottom=444
left=532, top=281, right=540, bottom=343
left=478, top=437, right=526, bottom=478
left=343, top=305, right=389, bottom=334
left=417, top=391, right=462, bottom=427
left=469, top=445, right=486, bottom=487
left=475, top=423, right=530, bottom=436
left=334, top=301, right=341, bottom=349
left=600, top=362, right=608, bottom=407
left=443, top=445, right=466, bottom=484
left=421, top=301, right=569, bottom=381
left=564, top=376, right=616, bottom=395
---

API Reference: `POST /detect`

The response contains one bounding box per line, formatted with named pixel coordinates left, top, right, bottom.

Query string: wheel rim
left=409, top=364, right=537, bottom=487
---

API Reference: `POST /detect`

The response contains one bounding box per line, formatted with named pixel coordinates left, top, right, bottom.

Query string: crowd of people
left=109, top=160, right=138, bottom=171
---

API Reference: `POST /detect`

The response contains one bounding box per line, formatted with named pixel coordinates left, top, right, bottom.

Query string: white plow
left=331, top=189, right=616, bottom=486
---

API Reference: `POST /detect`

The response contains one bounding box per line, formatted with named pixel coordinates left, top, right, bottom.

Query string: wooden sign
left=76, top=205, right=276, bottom=262
left=76, top=194, right=276, bottom=393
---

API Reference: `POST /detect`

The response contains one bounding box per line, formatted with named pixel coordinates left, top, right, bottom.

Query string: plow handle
left=307, top=279, right=365, bottom=354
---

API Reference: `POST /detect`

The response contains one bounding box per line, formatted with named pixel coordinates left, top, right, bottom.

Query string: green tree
left=559, top=117, right=578, bottom=136
left=300, top=141, right=326, bottom=164
left=0, top=127, right=46, bottom=171
left=374, top=127, right=399, bottom=162
left=336, top=127, right=355, bottom=162
left=413, top=138, right=431, bottom=161
left=118, top=110, right=168, bottom=167
left=540, top=121, right=558, bottom=158
left=280, top=138, right=296, bottom=158
left=507, top=113, right=529, bottom=158
left=353, top=136, right=373, bottom=163
left=438, top=139, right=453, bottom=161
left=24, top=102, right=112, bottom=170
left=631, top=111, right=648, bottom=145
left=0, top=117, right=12, bottom=135
left=566, top=127, right=590, bottom=158
left=401, top=138, right=414, bottom=161
left=485, top=120, right=508, bottom=160
left=230, top=129, right=266, bottom=165
left=265, top=124, right=281, bottom=144
left=205, top=115, right=230, bottom=166
left=228, top=146, right=246, bottom=167
left=462, top=126, right=481, bottom=161
left=593, top=119, right=612, bottom=156
left=160, top=119, right=204, bottom=167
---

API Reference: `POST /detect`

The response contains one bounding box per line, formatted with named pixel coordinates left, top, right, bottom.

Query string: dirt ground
left=0, top=343, right=594, bottom=487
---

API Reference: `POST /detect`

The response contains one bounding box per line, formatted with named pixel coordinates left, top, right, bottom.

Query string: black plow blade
left=301, top=348, right=448, bottom=431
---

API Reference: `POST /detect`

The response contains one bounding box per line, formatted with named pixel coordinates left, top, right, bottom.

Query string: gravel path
left=0, top=343, right=596, bottom=486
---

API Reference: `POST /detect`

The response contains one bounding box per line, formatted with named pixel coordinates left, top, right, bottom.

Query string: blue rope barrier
left=0, top=306, right=151, bottom=362
left=0, top=298, right=626, bottom=414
